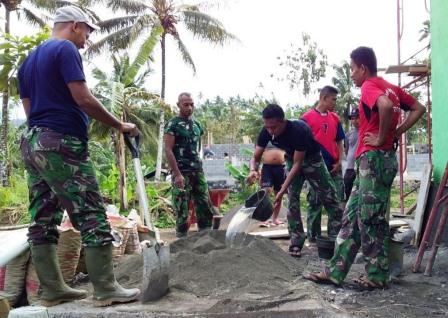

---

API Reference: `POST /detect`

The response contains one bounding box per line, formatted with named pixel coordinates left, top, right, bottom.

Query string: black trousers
left=343, top=168, right=356, bottom=201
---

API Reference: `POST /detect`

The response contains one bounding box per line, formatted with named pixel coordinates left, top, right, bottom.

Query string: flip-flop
left=272, top=220, right=285, bottom=226
left=259, top=221, right=271, bottom=228
left=302, top=272, right=340, bottom=286
left=288, top=246, right=302, bottom=258
left=353, top=275, right=388, bottom=291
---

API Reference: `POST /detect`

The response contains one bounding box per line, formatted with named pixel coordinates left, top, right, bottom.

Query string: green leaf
left=124, top=24, right=162, bottom=86
left=0, top=43, right=15, bottom=50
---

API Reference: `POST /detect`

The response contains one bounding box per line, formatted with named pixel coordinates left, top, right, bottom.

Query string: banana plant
left=89, top=25, right=172, bottom=211
left=0, top=27, right=50, bottom=186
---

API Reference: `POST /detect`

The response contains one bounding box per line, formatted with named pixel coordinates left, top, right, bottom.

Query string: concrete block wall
left=209, top=144, right=254, bottom=161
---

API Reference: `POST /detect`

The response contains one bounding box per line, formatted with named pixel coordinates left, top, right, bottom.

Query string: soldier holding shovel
left=18, top=6, right=140, bottom=306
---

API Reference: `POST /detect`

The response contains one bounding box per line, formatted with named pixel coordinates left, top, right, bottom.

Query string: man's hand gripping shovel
left=124, top=133, right=169, bottom=302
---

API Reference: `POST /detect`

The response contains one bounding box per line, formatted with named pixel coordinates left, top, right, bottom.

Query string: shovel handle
left=123, top=133, right=163, bottom=244
left=124, top=133, right=140, bottom=159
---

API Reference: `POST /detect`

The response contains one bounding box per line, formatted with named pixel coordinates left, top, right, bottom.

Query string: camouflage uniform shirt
left=165, top=116, right=204, bottom=171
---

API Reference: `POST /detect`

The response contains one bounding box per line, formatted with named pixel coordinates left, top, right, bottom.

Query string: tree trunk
left=113, top=130, right=128, bottom=212
left=0, top=9, right=11, bottom=187
left=155, top=33, right=166, bottom=181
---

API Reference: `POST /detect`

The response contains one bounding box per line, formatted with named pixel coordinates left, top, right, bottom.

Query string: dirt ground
left=284, top=240, right=448, bottom=318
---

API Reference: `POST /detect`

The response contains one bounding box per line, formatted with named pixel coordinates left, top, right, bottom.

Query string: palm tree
left=90, top=26, right=170, bottom=211
left=331, top=61, right=358, bottom=132
left=88, top=0, right=237, bottom=180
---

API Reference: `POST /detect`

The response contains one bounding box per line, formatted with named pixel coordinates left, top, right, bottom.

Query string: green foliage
left=284, top=104, right=314, bottom=119
left=419, top=20, right=430, bottom=43
left=331, top=61, right=359, bottom=131
left=0, top=27, right=50, bottom=96
left=90, top=52, right=170, bottom=156
left=145, top=183, right=175, bottom=228
left=0, top=176, right=29, bottom=224
left=88, top=0, right=238, bottom=59
left=2, top=122, right=26, bottom=172
left=405, top=91, right=428, bottom=145
left=275, top=32, right=328, bottom=97
left=390, top=182, right=418, bottom=210
left=195, top=95, right=270, bottom=144
left=224, top=161, right=256, bottom=204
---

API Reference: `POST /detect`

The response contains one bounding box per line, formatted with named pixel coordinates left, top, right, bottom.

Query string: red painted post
left=412, top=162, right=448, bottom=272
left=424, top=202, right=448, bottom=276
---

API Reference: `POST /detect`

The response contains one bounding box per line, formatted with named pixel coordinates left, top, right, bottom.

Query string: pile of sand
left=115, top=230, right=299, bottom=299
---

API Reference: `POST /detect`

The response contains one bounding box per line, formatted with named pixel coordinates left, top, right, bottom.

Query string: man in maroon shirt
left=304, top=46, right=425, bottom=289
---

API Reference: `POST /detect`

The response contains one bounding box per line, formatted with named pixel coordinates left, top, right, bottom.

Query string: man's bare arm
left=21, top=98, right=31, bottom=120
left=249, top=146, right=265, bottom=172
left=331, top=140, right=344, bottom=173
left=395, top=101, right=426, bottom=136
left=164, top=134, right=181, bottom=177
left=363, top=95, right=393, bottom=147
left=279, top=150, right=305, bottom=194
left=247, top=146, right=265, bottom=183
left=67, top=81, right=137, bottom=135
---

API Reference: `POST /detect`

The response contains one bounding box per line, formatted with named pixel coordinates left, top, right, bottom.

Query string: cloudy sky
left=133, top=0, right=430, bottom=107
left=9, top=0, right=430, bottom=117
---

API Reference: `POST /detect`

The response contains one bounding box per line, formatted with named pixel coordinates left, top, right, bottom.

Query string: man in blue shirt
left=18, top=6, right=140, bottom=307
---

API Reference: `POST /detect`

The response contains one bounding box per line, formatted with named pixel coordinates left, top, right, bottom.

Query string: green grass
left=0, top=176, right=30, bottom=224
left=390, top=182, right=418, bottom=210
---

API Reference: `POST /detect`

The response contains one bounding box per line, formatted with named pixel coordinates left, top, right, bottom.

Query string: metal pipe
left=396, top=0, right=405, bottom=214
left=424, top=202, right=448, bottom=276
left=412, top=162, right=448, bottom=272
left=426, top=75, right=432, bottom=164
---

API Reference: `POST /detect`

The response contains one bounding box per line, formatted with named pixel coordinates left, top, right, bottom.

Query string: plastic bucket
left=389, top=239, right=404, bottom=278
left=316, top=236, right=336, bottom=259
left=244, top=189, right=273, bottom=222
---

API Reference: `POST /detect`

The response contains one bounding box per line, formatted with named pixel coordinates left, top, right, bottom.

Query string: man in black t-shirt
left=247, top=104, right=343, bottom=257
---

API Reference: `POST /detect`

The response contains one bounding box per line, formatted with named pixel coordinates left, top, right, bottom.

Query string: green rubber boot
left=30, top=244, right=87, bottom=307
left=85, top=244, right=140, bottom=307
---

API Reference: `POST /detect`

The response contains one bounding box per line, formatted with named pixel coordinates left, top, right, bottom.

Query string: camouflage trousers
left=20, top=127, right=113, bottom=247
left=286, top=153, right=343, bottom=249
left=172, top=170, right=215, bottom=237
left=306, top=170, right=344, bottom=240
left=326, top=150, right=398, bottom=285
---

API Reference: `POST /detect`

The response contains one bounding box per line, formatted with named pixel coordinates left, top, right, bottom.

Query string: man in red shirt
left=304, top=46, right=425, bottom=289
left=302, top=86, right=345, bottom=242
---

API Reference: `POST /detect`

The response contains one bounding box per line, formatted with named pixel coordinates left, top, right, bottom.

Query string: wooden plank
left=389, top=219, right=411, bottom=228
left=250, top=225, right=328, bottom=239
left=413, top=164, right=433, bottom=245
left=249, top=229, right=289, bottom=238
left=384, top=64, right=428, bottom=74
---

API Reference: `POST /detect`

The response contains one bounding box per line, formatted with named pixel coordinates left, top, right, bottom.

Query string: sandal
left=272, top=220, right=285, bottom=226
left=259, top=221, right=271, bottom=228
left=288, top=246, right=302, bottom=258
left=302, top=271, right=339, bottom=286
left=353, top=275, right=388, bottom=291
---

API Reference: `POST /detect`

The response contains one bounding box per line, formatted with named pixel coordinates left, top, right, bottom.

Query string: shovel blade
left=141, top=244, right=170, bottom=302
